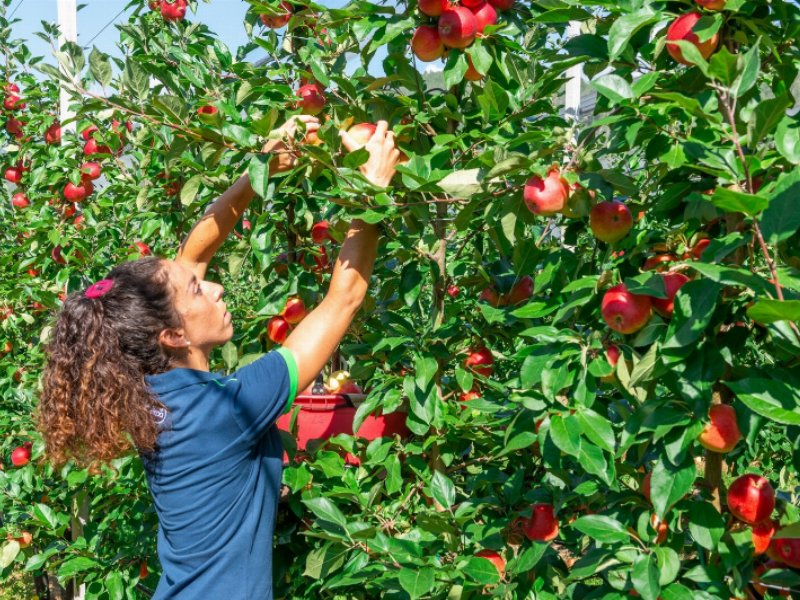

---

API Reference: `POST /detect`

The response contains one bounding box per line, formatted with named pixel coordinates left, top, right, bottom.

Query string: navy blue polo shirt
left=141, top=348, right=298, bottom=600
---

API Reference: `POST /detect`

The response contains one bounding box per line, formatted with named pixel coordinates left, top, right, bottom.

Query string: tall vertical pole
left=564, top=21, right=582, bottom=123
left=56, top=0, right=77, bottom=135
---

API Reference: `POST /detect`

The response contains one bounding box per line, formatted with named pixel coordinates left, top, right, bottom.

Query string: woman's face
left=162, top=260, right=233, bottom=351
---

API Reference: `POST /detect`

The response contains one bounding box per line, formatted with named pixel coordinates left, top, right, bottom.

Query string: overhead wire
left=81, top=5, right=129, bottom=50
left=8, top=0, right=24, bottom=19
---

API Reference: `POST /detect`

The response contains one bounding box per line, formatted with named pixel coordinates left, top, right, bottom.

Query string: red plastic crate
left=275, top=394, right=410, bottom=465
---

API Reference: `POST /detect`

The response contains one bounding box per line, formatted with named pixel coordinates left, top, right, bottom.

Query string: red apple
left=768, top=536, right=800, bottom=569
left=64, top=180, right=94, bottom=203
left=589, top=201, right=633, bottom=243
left=133, top=241, right=152, bottom=256
left=345, top=122, right=377, bottom=150
left=10, top=444, right=31, bottom=467
left=697, top=404, right=741, bottom=453
left=651, top=272, right=690, bottom=318
left=438, top=6, right=478, bottom=49
left=6, top=117, right=24, bottom=138
left=641, top=472, right=652, bottom=504
left=297, top=84, right=326, bottom=116
left=475, top=549, right=505, bottom=577
left=602, top=344, right=621, bottom=383
left=752, top=520, right=775, bottom=555
left=727, top=474, right=775, bottom=525
left=197, top=105, right=219, bottom=124
left=84, top=139, right=112, bottom=156
left=139, top=561, right=149, bottom=579
left=470, top=1, right=497, bottom=34
left=281, top=297, right=307, bottom=324
left=311, top=221, right=332, bottom=243
left=260, top=1, right=292, bottom=28
left=447, top=285, right=460, bottom=298
left=523, top=169, right=569, bottom=216
left=11, top=192, right=29, bottom=208
left=4, top=82, right=20, bottom=93
left=459, top=389, right=481, bottom=403
left=419, top=0, right=449, bottom=16
left=666, top=12, right=719, bottom=66
left=411, top=25, right=445, bottom=62
left=160, top=0, right=188, bottom=21
left=479, top=287, right=501, bottom=307
left=691, top=238, right=711, bottom=260
left=521, top=503, right=559, bottom=541
left=267, top=316, right=290, bottom=344
left=650, top=513, right=669, bottom=544
left=487, top=0, right=513, bottom=10
left=465, top=346, right=494, bottom=377
left=52, top=245, right=66, bottom=265
left=601, top=284, right=652, bottom=334
left=81, top=125, right=99, bottom=141
left=753, top=560, right=792, bottom=596
left=6, top=531, right=32, bottom=548
left=4, top=166, right=23, bottom=184
left=44, top=122, right=61, bottom=144
left=642, top=253, right=677, bottom=272
left=506, top=275, right=533, bottom=305
left=461, top=0, right=483, bottom=6
left=80, top=162, right=102, bottom=181
left=3, top=94, right=24, bottom=110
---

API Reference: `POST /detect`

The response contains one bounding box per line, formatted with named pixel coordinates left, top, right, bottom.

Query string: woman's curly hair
left=38, top=257, right=183, bottom=469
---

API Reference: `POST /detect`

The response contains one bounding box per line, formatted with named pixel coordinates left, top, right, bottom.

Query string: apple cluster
left=151, top=0, right=188, bottom=22
left=411, top=0, right=513, bottom=81
left=267, top=296, right=308, bottom=344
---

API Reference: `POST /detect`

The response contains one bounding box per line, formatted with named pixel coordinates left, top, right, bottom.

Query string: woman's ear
left=159, top=328, right=190, bottom=351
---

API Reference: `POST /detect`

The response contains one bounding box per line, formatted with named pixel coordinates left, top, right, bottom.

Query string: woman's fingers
left=339, top=129, right=359, bottom=152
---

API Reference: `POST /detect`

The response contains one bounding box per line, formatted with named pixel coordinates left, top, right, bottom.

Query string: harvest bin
left=276, top=394, right=410, bottom=465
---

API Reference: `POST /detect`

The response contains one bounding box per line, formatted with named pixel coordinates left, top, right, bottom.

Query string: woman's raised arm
left=176, top=115, right=320, bottom=279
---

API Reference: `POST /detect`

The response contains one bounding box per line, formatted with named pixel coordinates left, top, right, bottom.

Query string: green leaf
left=549, top=414, right=581, bottom=457
left=687, top=501, right=725, bottom=550
left=747, top=299, right=800, bottom=324
left=571, top=515, right=630, bottom=544
left=105, top=571, right=124, bottom=600
left=400, top=263, right=423, bottom=307
left=654, top=547, right=681, bottom=586
left=180, top=174, right=202, bottom=207
left=591, top=74, right=634, bottom=104
left=661, top=583, right=695, bottom=600
left=607, top=8, right=660, bottom=61
left=464, top=556, right=500, bottom=584
left=709, top=187, right=768, bottom=216
left=761, top=168, right=800, bottom=243
left=651, top=457, right=696, bottom=519
left=398, top=567, right=435, bottom=599
left=385, top=454, right=402, bottom=494
left=466, top=41, right=492, bottom=75
left=123, top=59, right=149, bottom=100
left=443, top=51, right=468, bottom=88
left=248, top=155, right=270, bottom=198
left=725, top=378, right=800, bottom=425
left=731, top=42, right=759, bottom=97
left=577, top=408, right=616, bottom=454
left=304, top=543, right=347, bottom=579
left=662, top=280, right=720, bottom=362
left=33, top=503, right=61, bottom=529
left=430, top=471, right=456, bottom=509
left=0, top=541, right=20, bottom=569
left=749, top=94, right=791, bottom=148
left=57, top=556, right=100, bottom=579
left=152, top=94, right=188, bottom=123
left=303, top=497, right=348, bottom=529
left=775, top=116, right=800, bottom=165
left=632, top=553, right=661, bottom=600
left=89, top=47, right=112, bottom=87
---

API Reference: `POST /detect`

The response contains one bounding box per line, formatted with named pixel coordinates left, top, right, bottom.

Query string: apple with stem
left=475, top=549, right=505, bottom=578
left=438, top=6, right=478, bottom=49
left=523, top=169, right=569, bottom=216
left=727, top=474, right=775, bottom=525
left=600, top=284, right=652, bottom=334
left=590, top=201, right=633, bottom=243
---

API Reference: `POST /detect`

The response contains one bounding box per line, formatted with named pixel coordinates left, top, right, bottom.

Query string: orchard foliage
left=1, top=0, right=800, bottom=598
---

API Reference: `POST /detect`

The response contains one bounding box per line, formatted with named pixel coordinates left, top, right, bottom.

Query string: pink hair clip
left=85, top=279, right=114, bottom=299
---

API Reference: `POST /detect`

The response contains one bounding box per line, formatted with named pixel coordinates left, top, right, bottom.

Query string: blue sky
left=6, top=0, right=351, bottom=65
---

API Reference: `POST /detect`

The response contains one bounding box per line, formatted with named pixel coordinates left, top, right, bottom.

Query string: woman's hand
left=339, top=120, right=402, bottom=188
left=265, top=115, right=320, bottom=174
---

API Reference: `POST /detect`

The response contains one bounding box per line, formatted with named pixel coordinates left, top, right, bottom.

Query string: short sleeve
left=230, top=348, right=298, bottom=439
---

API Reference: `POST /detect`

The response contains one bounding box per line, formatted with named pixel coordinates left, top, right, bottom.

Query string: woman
left=38, top=116, right=403, bottom=599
